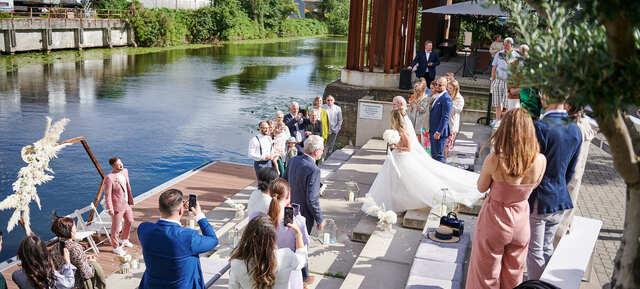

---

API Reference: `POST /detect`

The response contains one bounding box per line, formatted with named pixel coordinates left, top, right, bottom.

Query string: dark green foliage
left=457, top=16, right=509, bottom=48
left=93, top=0, right=132, bottom=11
left=279, top=18, right=328, bottom=37
left=129, top=9, right=188, bottom=47
left=319, top=0, right=349, bottom=35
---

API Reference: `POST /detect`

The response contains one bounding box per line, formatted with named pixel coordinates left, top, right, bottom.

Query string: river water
left=0, top=37, right=346, bottom=261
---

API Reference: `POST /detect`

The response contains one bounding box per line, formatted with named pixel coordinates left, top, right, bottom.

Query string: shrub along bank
left=126, top=0, right=329, bottom=47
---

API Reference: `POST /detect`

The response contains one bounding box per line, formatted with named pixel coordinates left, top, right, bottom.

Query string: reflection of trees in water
left=212, top=65, right=291, bottom=94
left=307, top=38, right=347, bottom=85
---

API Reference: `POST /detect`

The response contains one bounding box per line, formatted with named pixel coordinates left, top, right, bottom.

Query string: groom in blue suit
left=138, top=189, right=219, bottom=289
left=429, top=77, right=452, bottom=163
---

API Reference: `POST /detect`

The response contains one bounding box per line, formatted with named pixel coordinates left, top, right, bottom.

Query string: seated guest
left=0, top=231, right=6, bottom=289
left=229, top=214, right=306, bottom=289
left=267, top=179, right=310, bottom=289
left=12, top=235, right=76, bottom=289
left=310, top=96, right=329, bottom=144
left=51, top=217, right=106, bottom=289
left=138, top=189, right=219, bottom=289
left=247, top=167, right=279, bottom=219
left=305, top=110, right=323, bottom=138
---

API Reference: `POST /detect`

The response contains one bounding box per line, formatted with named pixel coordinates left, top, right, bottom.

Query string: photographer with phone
left=138, top=189, right=219, bottom=289
left=266, top=178, right=310, bottom=289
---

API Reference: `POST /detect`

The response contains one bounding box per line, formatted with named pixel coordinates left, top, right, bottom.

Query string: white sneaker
left=113, top=246, right=127, bottom=256
left=120, top=239, right=134, bottom=248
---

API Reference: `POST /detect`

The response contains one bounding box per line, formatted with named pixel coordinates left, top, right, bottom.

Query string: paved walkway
left=574, top=144, right=625, bottom=288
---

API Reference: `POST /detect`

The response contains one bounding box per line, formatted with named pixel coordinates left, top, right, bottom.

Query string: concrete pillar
left=3, top=30, right=15, bottom=55
left=104, top=26, right=112, bottom=48
left=75, top=27, right=84, bottom=50
left=42, top=28, right=51, bottom=53
left=126, top=23, right=137, bottom=47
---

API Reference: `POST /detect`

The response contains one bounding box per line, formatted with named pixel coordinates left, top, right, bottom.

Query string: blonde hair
left=391, top=109, right=406, bottom=133
left=448, top=80, right=460, bottom=100
left=490, top=108, right=539, bottom=177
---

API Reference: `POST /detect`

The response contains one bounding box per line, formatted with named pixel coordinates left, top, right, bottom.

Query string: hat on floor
left=287, top=137, right=297, bottom=143
left=427, top=225, right=460, bottom=243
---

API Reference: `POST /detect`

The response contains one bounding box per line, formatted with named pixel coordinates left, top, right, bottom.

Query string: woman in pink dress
left=466, top=108, right=547, bottom=289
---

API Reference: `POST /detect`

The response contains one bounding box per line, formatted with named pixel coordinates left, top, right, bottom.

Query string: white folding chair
left=74, top=204, right=110, bottom=254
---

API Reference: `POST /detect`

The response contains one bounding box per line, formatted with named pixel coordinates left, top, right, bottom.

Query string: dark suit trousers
left=416, top=71, right=435, bottom=87
left=430, top=135, right=447, bottom=163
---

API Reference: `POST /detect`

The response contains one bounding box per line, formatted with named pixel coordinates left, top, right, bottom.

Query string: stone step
left=402, top=208, right=431, bottom=230
left=351, top=216, right=378, bottom=243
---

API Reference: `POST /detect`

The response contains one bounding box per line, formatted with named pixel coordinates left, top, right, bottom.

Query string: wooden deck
left=1, top=161, right=256, bottom=289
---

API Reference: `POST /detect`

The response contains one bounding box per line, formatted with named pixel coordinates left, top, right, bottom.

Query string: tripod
left=454, top=46, right=476, bottom=80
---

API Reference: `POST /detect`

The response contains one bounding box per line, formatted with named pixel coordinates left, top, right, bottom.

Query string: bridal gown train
left=361, top=115, right=482, bottom=214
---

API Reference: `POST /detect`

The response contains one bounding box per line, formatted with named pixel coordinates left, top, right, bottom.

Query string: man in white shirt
left=490, top=37, right=520, bottom=125
left=322, top=95, right=343, bottom=157
left=248, top=121, right=275, bottom=179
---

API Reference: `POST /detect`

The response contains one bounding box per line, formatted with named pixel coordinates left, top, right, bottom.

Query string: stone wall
left=1, top=18, right=132, bottom=54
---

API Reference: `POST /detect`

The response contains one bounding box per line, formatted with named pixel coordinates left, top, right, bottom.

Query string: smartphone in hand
left=291, top=203, right=300, bottom=216
left=284, top=207, right=294, bottom=225
left=188, top=194, right=197, bottom=210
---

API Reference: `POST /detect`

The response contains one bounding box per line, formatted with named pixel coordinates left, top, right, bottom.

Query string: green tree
left=320, top=0, right=349, bottom=35
left=492, top=1, right=640, bottom=288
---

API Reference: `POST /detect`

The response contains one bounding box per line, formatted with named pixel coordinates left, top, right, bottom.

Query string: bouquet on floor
left=224, top=198, right=245, bottom=218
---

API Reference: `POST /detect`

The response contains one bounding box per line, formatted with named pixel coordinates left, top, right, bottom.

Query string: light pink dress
left=465, top=179, right=540, bottom=289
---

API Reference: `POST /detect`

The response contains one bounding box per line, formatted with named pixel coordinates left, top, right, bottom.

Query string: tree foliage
left=319, top=0, right=349, bottom=35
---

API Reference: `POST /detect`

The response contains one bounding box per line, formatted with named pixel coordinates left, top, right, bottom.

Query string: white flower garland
left=0, top=117, right=71, bottom=234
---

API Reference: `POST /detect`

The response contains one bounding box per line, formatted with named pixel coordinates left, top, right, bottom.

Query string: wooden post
left=383, top=0, right=397, bottom=73
left=367, top=0, right=378, bottom=71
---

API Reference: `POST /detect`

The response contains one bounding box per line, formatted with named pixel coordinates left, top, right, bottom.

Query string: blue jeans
left=430, top=133, right=447, bottom=163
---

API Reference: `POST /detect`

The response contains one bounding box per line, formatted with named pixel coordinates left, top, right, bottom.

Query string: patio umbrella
left=421, top=0, right=507, bottom=17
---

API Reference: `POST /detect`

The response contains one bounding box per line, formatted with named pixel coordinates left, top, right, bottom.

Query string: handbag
left=440, top=212, right=464, bottom=237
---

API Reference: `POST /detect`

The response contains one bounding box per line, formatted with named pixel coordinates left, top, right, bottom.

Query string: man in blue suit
left=526, top=99, right=582, bottom=280
left=410, top=40, right=440, bottom=87
left=138, top=189, right=219, bottom=289
left=429, top=77, right=452, bottom=163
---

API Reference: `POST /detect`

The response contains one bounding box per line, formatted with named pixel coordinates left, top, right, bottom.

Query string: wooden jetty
left=0, top=161, right=256, bottom=289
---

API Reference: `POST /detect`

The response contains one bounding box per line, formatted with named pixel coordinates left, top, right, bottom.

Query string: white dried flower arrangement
left=0, top=117, right=71, bottom=234
left=223, top=198, right=245, bottom=211
left=382, top=129, right=400, bottom=145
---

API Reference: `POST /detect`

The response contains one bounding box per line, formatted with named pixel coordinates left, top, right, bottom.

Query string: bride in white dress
left=361, top=96, right=482, bottom=214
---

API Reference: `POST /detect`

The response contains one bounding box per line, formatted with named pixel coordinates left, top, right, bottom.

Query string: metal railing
left=1, top=7, right=127, bottom=19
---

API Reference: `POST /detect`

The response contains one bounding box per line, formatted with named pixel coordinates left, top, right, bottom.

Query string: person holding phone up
left=138, top=189, right=219, bottom=289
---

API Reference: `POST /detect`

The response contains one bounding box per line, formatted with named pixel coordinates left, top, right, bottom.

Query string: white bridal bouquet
left=224, top=198, right=245, bottom=218
left=383, top=129, right=400, bottom=145
left=377, top=209, right=398, bottom=231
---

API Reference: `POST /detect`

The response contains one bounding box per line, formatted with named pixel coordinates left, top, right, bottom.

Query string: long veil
left=399, top=115, right=483, bottom=207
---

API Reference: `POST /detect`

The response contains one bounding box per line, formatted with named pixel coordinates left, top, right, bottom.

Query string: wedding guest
left=248, top=121, right=276, bottom=178
left=408, top=78, right=429, bottom=144
left=272, top=112, right=290, bottom=176
left=138, top=189, right=219, bottom=289
left=247, top=167, right=280, bottom=219
left=0, top=232, right=7, bottom=289
left=322, top=95, right=343, bottom=157
left=286, top=135, right=324, bottom=234
left=228, top=214, right=306, bottom=289
left=445, top=79, right=465, bottom=158
left=12, top=235, right=76, bottom=289
left=409, top=40, right=440, bottom=87
left=103, top=156, right=135, bottom=256
left=466, top=108, right=547, bottom=289
left=51, top=217, right=105, bottom=289
left=429, top=77, right=453, bottom=163
left=284, top=137, right=299, bottom=166
left=310, top=96, right=329, bottom=144
left=553, top=103, right=598, bottom=243
left=284, top=102, right=305, bottom=144
left=305, top=110, right=323, bottom=139
left=491, top=37, right=519, bottom=125
left=527, top=98, right=582, bottom=280
left=267, top=179, right=310, bottom=289
left=489, top=34, right=503, bottom=58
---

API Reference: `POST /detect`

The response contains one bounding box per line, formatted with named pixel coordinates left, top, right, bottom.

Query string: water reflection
left=0, top=37, right=346, bottom=262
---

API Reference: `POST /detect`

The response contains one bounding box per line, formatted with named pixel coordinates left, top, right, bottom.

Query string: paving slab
left=308, top=273, right=345, bottom=289
left=351, top=216, right=378, bottom=243
left=358, top=225, right=422, bottom=264
left=339, top=258, right=411, bottom=289
left=409, top=258, right=464, bottom=281
left=405, top=275, right=462, bottom=289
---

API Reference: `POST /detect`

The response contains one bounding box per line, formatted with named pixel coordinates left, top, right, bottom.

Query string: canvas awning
left=421, top=0, right=507, bottom=17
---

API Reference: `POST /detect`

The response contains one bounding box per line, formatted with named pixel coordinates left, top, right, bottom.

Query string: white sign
left=359, top=102, right=383, bottom=120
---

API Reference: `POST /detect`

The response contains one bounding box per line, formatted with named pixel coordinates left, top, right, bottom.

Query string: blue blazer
left=411, top=50, right=440, bottom=79
left=285, top=154, right=323, bottom=225
left=284, top=113, right=306, bottom=140
left=529, top=112, right=582, bottom=214
left=138, top=218, right=219, bottom=289
left=429, top=92, right=452, bottom=137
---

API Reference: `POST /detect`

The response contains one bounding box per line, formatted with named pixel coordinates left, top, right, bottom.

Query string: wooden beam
left=384, top=0, right=397, bottom=73
left=358, top=0, right=369, bottom=70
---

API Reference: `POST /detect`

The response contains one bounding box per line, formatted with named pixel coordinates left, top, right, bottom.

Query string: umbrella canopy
left=421, top=0, right=507, bottom=17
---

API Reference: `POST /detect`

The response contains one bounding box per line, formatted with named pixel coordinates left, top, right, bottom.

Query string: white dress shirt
left=229, top=247, right=307, bottom=289
left=246, top=189, right=272, bottom=219
left=248, top=134, right=273, bottom=161
left=322, top=104, right=343, bottom=134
